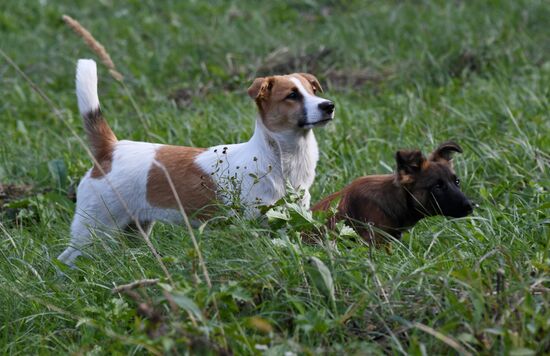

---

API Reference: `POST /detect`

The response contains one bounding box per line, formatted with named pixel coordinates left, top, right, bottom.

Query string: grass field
left=1, top=0, right=549, bottom=354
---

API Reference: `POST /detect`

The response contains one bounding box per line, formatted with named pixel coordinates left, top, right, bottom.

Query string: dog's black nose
left=318, top=101, right=335, bottom=114
left=464, top=201, right=474, bottom=214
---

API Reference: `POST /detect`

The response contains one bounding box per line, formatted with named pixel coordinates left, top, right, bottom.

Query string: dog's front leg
left=301, top=189, right=311, bottom=209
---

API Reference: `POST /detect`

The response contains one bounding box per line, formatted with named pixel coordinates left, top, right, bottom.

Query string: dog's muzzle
left=318, top=101, right=335, bottom=115
left=298, top=100, right=335, bottom=128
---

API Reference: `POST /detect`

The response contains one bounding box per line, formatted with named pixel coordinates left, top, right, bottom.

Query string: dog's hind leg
left=58, top=207, right=129, bottom=267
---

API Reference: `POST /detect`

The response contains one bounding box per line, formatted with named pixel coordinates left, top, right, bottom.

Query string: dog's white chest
left=194, top=127, right=319, bottom=213
left=280, top=131, right=318, bottom=190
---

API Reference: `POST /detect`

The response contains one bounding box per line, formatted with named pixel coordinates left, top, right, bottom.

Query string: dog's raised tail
left=76, top=59, right=117, bottom=164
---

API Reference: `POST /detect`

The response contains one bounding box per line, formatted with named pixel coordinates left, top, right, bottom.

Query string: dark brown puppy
left=312, top=142, right=473, bottom=244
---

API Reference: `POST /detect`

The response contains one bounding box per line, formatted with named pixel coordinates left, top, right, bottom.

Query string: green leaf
left=171, top=293, right=204, bottom=322
left=4, top=198, right=31, bottom=209
left=229, top=287, right=253, bottom=303
left=305, top=256, right=335, bottom=303
left=265, top=208, right=290, bottom=222
left=338, top=224, right=359, bottom=238
left=16, top=120, right=28, bottom=136
left=48, top=159, right=68, bottom=189
left=509, top=348, right=535, bottom=356
left=157, top=283, right=173, bottom=292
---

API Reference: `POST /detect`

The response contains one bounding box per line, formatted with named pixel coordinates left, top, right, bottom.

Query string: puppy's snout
left=318, top=101, right=335, bottom=114
left=463, top=200, right=474, bottom=214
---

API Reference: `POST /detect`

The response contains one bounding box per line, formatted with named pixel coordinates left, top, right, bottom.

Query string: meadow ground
left=1, top=0, right=549, bottom=354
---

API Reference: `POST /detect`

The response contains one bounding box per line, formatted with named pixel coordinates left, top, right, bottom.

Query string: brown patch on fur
left=296, top=73, right=323, bottom=93
left=257, top=77, right=296, bottom=132
left=84, top=109, right=117, bottom=178
left=398, top=173, right=414, bottom=185
left=396, top=149, right=425, bottom=185
left=421, top=159, right=431, bottom=171
left=146, top=146, right=216, bottom=218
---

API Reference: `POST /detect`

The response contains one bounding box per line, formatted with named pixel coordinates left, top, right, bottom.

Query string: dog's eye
left=286, top=91, right=299, bottom=100
left=432, top=181, right=444, bottom=191
left=455, top=178, right=460, bottom=186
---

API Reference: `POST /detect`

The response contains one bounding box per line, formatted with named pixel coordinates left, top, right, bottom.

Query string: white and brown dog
left=57, top=59, right=335, bottom=265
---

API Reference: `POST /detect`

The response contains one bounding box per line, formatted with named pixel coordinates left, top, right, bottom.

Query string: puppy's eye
left=455, top=178, right=460, bottom=186
left=312, top=87, right=317, bottom=94
left=286, top=91, right=299, bottom=100
left=432, top=181, right=445, bottom=191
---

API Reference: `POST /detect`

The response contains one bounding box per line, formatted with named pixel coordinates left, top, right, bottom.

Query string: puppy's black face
left=396, top=141, right=473, bottom=219
left=422, top=163, right=473, bottom=218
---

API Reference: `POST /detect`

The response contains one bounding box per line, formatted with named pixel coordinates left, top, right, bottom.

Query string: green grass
left=1, top=0, right=549, bottom=354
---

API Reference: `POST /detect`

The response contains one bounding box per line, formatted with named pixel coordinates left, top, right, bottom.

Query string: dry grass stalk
left=413, top=322, right=473, bottom=356
left=62, top=14, right=124, bottom=81
left=62, top=14, right=150, bottom=132
left=111, top=278, right=160, bottom=294
left=152, top=160, right=228, bottom=347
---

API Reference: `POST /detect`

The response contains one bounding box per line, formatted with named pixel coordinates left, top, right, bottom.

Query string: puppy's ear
left=298, top=73, right=323, bottom=93
left=396, top=150, right=426, bottom=183
left=429, top=141, right=463, bottom=163
left=248, top=77, right=274, bottom=103
left=247, top=77, right=265, bottom=99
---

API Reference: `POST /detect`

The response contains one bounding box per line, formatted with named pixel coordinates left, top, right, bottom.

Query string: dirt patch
left=256, top=46, right=333, bottom=76
left=449, top=50, right=484, bottom=77
left=169, top=47, right=393, bottom=104
left=1, top=183, right=76, bottom=225
left=325, top=67, right=391, bottom=89
left=169, top=48, right=334, bottom=106
left=0, top=183, right=33, bottom=222
left=256, top=46, right=392, bottom=90
left=168, top=81, right=242, bottom=108
left=169, top=87, right=198, bottom=107
left=0, top=183, right=33, bottom=205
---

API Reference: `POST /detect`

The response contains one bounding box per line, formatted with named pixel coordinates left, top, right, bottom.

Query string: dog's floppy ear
left=247, top=77, right=265, bottom=99
left=247, top=77, right=274, bottom=101
left=429, top=141, right=463, bottom=163
left=396, top=149, right=426, bottom=183
left=298, top=73, right=323, bottom=93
